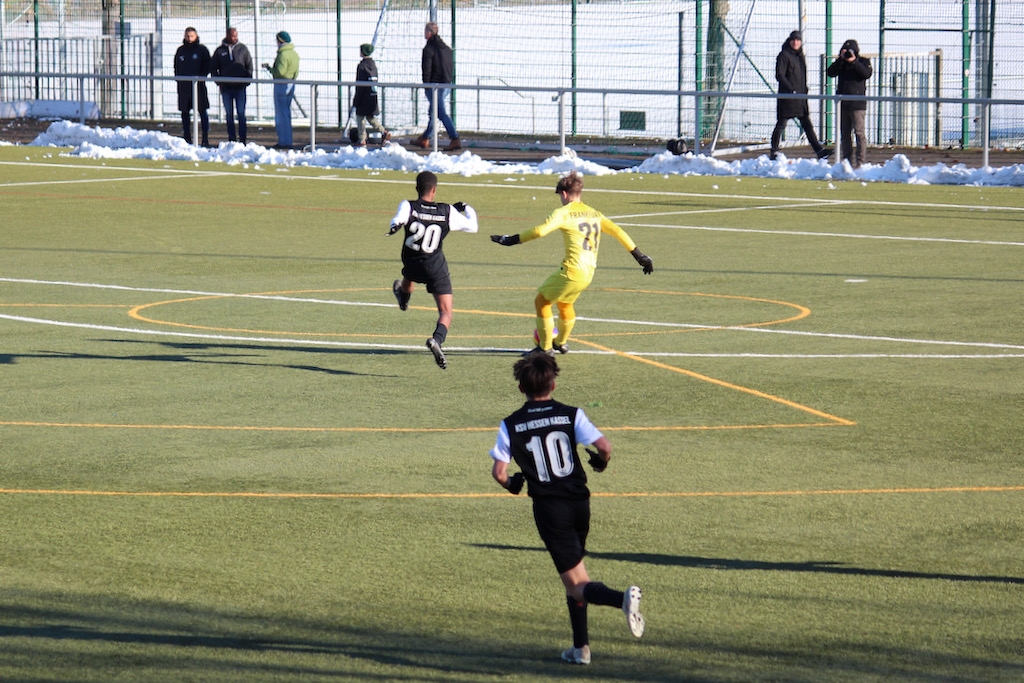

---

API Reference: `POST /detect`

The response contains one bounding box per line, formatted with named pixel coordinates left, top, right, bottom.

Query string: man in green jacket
left=263, top=31, right=300, bottom=148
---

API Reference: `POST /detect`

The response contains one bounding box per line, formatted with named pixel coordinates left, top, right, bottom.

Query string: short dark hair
left=555, top=171, right=584, bottom=196
left=416, top=171, right=437, bottom=197
left=513, top=353, right=559, bottom=398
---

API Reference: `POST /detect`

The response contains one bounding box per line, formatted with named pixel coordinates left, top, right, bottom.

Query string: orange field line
left=0, top=486, right=1020, bottom=500
left=576, top=338, right=856, bottom=426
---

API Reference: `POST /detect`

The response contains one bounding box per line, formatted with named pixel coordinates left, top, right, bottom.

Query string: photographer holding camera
left=827, top=39, right=873, bottom=168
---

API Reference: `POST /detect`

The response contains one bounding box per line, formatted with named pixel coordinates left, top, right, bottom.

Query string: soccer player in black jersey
left=489, top=352, right=644, bottom=665
left=388, top=171, right=478, bottom=369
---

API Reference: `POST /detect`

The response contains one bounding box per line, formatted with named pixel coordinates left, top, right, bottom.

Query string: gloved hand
left=506, top=472, right=525, bottom=494
left=586, top=447, right=607, bottom=472
left=631, top=248, right=653, bottom=274
left=387, top=223, right=402, bottom=235
left=453, top=201, right=467, bottom=213
left=490, top=234, right=520, bottom=246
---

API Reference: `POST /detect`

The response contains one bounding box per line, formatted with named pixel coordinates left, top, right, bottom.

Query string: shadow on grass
left=469, top=543, right=1024, bottom=585
left=3, top=586, right=1021, bottom=682
left=0, top=338, right=418, bottom=377
left=0, top=590, right=677, bottom=682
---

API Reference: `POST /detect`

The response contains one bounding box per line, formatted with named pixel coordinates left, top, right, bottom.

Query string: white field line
left=0, top=174, right=221, bottom=189
left=4, top=158, right=1024, bottom=215
left=0, top=277, right=395, bottom=308
left=614, top=201, right=836, bottom=219
left=3, top=158, right=1018, bottom=247
left=3, top=277, right=1023, bottom=354
left=2, top=313, right=1022, bottom=359
left=616, top=222, right=1024, bottom=247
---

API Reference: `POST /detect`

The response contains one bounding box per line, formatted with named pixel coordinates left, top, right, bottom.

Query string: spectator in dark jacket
left=827, top=39, right=873, bottom=167
left=770, top=30, right=829, bottom=160
left=210, top=27, right=253, bottom=144
left=411, top=22, right=460, bottom=151
left=174, top=27, right=210, bottom=147
left=353, top=43, right=391, bottom=146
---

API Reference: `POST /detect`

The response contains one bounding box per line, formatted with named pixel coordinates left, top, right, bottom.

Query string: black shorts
left=532, top=496, right=590, bottom=574
left=402, top=261, right=453, bottom=295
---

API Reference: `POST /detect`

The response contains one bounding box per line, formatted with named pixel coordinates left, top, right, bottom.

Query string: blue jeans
left=423, top=86, right=458, bottom=140
left=221, top=88, right=247, bottom=143
left=273, top=82, right=295, bottom=147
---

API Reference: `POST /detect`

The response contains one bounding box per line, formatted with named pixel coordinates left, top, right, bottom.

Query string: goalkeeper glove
left=387, top=223, right=402, bottom=236
left=453, top=201, right=467, bottom=213
left=506, top=472, right=525, bottom=495
left=490, top=234, right=521, bottom=246
left=631, top=247, right=654, bottom=274
left=586, top=447, right=607, bottom=472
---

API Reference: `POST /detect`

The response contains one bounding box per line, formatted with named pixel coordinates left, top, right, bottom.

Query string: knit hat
left=276, top=31, right=291, bottom=43
left=360, top=43, right=374, bottom=56
left=788, top=30, right=802, bottom=42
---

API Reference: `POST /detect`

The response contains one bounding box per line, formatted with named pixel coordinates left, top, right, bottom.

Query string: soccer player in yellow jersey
left=491, top=171, right=653, bottom=354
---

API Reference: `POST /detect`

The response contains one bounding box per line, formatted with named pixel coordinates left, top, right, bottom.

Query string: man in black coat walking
left=827, top=39, right=873, bottom=167
left=770, top=30, right=829, bottom=161
left=173, top=27, right=210, bottom=146
left=411, top=22, right=460, bottom=151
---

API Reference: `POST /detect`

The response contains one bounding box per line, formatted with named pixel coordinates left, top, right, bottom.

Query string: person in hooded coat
left=173, top=27, right=210, bottom=146
left=827, top=38, right=873, bottom=167
left=770, top=30, right=829, bottom=160
left=352, top=43, right=391, bottom=146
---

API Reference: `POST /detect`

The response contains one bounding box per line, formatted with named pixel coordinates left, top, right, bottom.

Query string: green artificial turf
left=1, top=147, right=1022, bottom=681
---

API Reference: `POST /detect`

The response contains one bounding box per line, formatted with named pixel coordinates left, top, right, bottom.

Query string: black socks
left=583, top=581, right=624, bottom=608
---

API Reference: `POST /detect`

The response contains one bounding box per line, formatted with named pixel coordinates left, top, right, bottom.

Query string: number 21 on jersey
left=576, top=221, right=599, bottom=251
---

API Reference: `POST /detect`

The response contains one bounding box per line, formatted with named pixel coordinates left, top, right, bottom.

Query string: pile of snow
left=27, top=120, right=1024, bottom=186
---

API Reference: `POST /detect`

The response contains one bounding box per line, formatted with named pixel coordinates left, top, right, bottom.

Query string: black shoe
left=552, top=342, right=569, bottom=354
left=392, top=280, right=409, bottom=311
left=522, top=346, right=555, bottom=358
left=769, top=150, right=778, bottom=161
left=426, top=338, right=447, bottom=369
left=817, top=147, right=833, bottom=159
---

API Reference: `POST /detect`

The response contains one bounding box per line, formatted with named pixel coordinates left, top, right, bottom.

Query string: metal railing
left=3, top=71, right=1022, bottom=166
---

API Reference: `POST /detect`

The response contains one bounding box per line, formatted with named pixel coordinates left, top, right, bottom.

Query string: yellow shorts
left=538, top=270, right=591, bottom=305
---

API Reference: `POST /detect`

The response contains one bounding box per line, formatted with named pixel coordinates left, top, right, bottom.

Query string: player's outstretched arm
left=630, top=247, right=654, bottom=274
left=450, top=202, right=479, bottom=234
left=388, top=200, right=411, bottom=235
left=490, top=234, right=520, bottom=246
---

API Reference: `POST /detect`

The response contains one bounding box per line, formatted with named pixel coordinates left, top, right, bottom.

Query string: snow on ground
left=27, top=120, right=1024, bottom=187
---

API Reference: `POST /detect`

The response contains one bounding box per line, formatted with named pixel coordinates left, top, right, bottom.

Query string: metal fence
left=8, top=70, right=1018, bottom=166
left=1, top=0, right=1023, bottom=149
